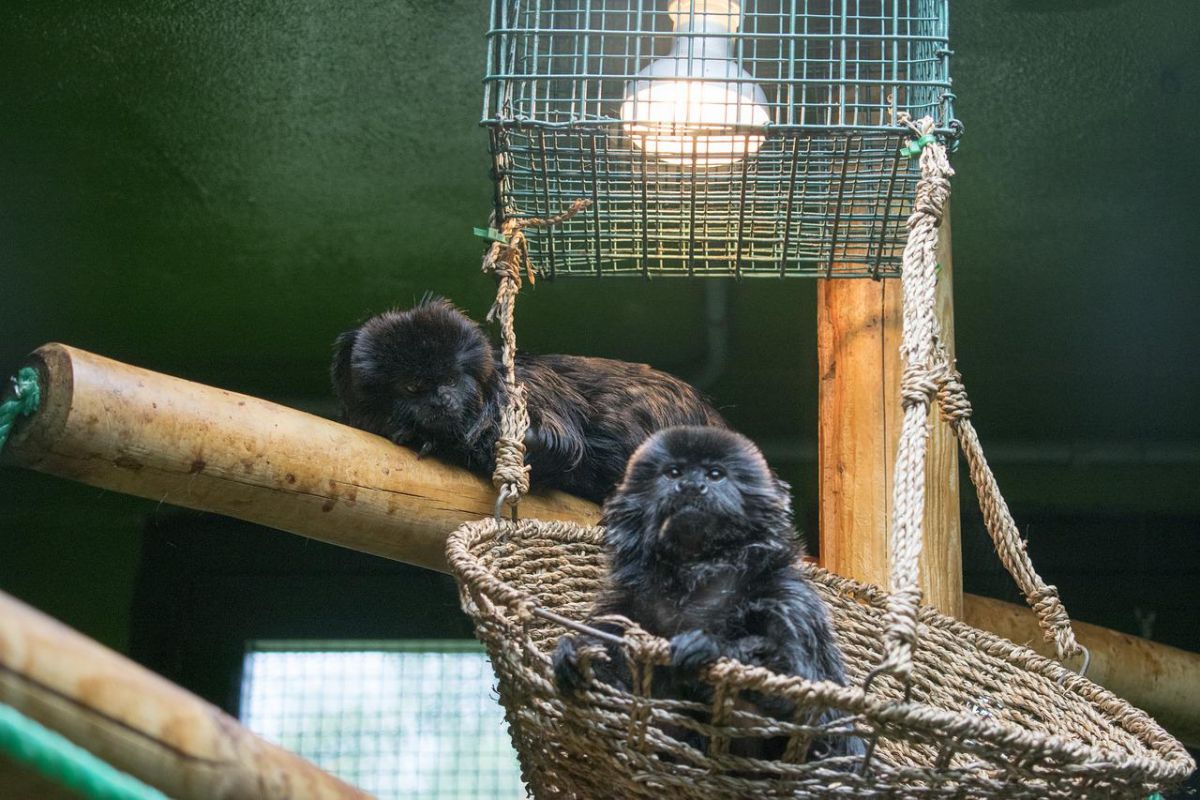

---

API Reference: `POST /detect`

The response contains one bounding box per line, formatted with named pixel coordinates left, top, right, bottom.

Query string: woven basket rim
left=446, top=516, right=1195, bottom=784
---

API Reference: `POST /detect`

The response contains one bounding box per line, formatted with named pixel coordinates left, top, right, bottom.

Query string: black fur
left=553, top=426, right=863, bottom=763
left=331, top=296, right=726, bottom=502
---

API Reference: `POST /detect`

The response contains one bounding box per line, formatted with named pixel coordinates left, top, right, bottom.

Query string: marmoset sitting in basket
left=552, top=425, right=864, bottom=765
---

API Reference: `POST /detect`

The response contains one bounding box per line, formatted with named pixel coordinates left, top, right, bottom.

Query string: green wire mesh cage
left=482, top=0, right=959, bottom=278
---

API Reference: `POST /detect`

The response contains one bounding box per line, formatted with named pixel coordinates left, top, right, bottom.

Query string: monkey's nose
left=676, top=479, right=707, bottom=496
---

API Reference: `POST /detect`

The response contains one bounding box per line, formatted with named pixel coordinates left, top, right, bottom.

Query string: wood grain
left=3, top=343, right=602, bottom=573
left=0, top=591, right=371, bottom=799
left=816, top=211, right=962, bottom=615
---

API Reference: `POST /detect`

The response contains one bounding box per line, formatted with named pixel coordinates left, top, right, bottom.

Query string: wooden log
left=964, top=594, right=1200, bottom=747
left=0, top=590, right=371, bottom=800
left=2, top=343, right=602, bottom=573
left=0, top=757, right=80, bottom=800
left=816, top=213, right=962, bottom=616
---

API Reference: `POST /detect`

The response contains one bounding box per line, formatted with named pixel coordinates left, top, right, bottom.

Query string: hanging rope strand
left=481, top=199, right=591, bottom=511
left=874, top=115, right=1081, bottom=682
left=933, top=350, right=1082, bottom=660
left=875, top=115, right=952, bottom=679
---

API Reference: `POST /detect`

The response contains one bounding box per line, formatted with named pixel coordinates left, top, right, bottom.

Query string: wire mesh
left=482, top=0, right=956, bottom=278
left=240, top=641, right=524, bottom=799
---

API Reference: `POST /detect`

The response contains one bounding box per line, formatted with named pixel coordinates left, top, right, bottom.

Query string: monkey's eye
left=706, top=467, right=726, bottom=481
left=404, top=382, right=423, bottom=394
left=664, top=465, right=682, bottom=479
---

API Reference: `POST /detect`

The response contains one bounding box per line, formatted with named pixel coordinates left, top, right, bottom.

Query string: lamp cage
left=482, top=0, right=958, bottom=278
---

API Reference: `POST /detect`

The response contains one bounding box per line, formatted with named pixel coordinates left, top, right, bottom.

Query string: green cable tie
left=0, top=704, right=169, bottom=800
left=900, top=133, right=936, bottom=158
left=473, top=226, right=509, bottom=244
left=0, top=366, right=41, bottom=452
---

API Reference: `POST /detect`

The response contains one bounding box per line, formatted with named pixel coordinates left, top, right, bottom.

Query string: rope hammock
left=446, top=117, right=1194, bottom=798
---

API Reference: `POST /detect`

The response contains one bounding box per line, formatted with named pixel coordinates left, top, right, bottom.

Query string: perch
left=0, top=590, right=370, bottom=799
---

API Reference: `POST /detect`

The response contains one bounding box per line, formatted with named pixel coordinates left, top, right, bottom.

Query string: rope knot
left=934, top=361, right=973, bottom=423
left=623, top=627, right=669, bottom=667
left=900, top=363, right=938, bottom=409
left=509, top=595, right=537, bottom=623
left=1029, top=585, right=1083, bottom=660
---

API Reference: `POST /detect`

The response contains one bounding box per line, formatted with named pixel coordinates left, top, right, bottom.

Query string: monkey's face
left=337, top=297, right=495, bottom=441
left=605, top=426, right=793, bottom=556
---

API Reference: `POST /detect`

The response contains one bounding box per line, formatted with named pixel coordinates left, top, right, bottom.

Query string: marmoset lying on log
left=553, top=426, right=863, bottom=762
left=331, top=296, right=725, bottom=502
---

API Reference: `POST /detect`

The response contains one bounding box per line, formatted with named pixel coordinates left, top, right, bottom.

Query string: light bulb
left=620, top=0, right=770, bottom=167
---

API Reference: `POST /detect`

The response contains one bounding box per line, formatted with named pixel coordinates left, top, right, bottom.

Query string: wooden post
left=0, top=590, right=371, bottom=800
left=817, top=214, right=962, bottom=616
left=2, top=344, right=602, bottom=573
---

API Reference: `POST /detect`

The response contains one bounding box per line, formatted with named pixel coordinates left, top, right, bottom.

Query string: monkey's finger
left=551, top=637, right=588, bottom=695
left=670, top=630, right=721, bottom=672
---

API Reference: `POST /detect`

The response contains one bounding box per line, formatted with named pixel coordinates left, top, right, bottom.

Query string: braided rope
left=481, top=199, right=592, bottom=509
left=876, top=116, right=1081, bottom=682
left=0, top=367, right=41, bottom=453
left=875, top=115, right=953, bottom=680
left=932, top=347, right=1082, bottom=660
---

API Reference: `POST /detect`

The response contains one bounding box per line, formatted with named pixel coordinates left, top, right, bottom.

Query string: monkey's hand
left=415, top=440, right=436, bottom=459
left=669, top=629, right=721, bottom=673
left=552, top=635, right=610, bottom=696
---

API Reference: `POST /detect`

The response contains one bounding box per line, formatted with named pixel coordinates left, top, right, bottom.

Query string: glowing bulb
left=620, top=0, right=770, bottom=167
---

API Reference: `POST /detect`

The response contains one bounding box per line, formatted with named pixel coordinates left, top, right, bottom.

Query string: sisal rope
left=480, top=199, right=592, bottom=510
left=876, top=116, right=1081, bottom=683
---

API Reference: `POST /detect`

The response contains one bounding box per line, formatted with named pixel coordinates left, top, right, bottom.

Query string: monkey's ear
left=330, top=329, right=360, bottom=414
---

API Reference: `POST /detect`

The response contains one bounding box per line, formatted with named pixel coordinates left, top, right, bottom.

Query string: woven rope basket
left=447, top=520, right=1193, bottom=799
left=450, top=120, right=1194, bottom=798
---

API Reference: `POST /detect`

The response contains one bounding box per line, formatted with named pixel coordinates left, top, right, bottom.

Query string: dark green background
left=1, top=2, right=1197, bottom=659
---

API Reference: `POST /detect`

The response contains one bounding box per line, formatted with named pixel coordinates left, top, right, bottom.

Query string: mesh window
left=240, top=641, right=524, bottom=799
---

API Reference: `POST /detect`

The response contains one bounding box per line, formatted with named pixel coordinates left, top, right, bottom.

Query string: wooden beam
left=2, top=343, right=601, bottom=573
left=0, top=591, right=370, bottom=800
left=3, top=341, right=1198, bottom=747
left=816, top=213, right=962, bottom=616
left=964, top=594, right=1200, bottom=747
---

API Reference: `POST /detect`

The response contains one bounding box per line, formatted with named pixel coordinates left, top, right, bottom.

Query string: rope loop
left=479, top=200, right=592, bottom=511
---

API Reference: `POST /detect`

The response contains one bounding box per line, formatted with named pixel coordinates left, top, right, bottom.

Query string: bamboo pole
left=0, top=590, right=371, bottom=800
left=816, top=214, right=962, bottom=616
left=2, top=343, right=601, bottom=573
left=3, top=342, right=1199, bottom=746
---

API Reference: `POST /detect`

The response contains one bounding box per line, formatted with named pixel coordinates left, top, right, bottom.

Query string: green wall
left=1, top=1, right=1198, bottom=652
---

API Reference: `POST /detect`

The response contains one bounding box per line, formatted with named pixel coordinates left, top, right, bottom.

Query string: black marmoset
left=331, top=296, right=726, bottom=503
left=553, top=426, right=862, bottom=762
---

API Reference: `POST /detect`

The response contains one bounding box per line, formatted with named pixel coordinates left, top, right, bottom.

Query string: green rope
left=0, top=704, right=168, bottom=800
left=0, top=367, right=41, bottom=452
